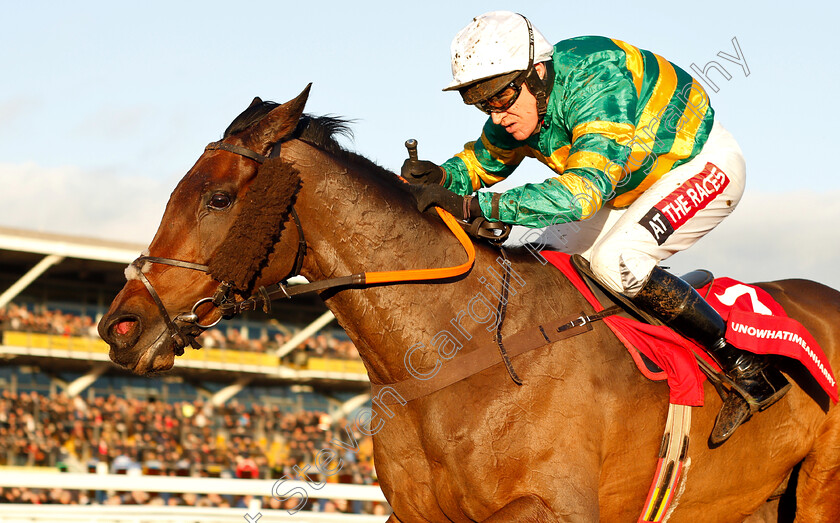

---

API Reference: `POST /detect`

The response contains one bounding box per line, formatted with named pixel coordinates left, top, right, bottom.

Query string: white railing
left=1, top=472, right=384, bottom=499
left=0, top=505, right=387, bottom=523
left=0, top=472, right=388, bottom=522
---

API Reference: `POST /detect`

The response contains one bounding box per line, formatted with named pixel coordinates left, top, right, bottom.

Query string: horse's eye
left=208, top=192, right=232, bottom=210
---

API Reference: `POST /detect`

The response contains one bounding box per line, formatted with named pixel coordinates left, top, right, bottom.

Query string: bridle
left=130, top=138, right=476, bottom=354
left=129, top=140, right=313, bottom=353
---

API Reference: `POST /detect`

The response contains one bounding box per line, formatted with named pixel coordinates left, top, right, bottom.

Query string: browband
left=205, top=141, right=267, bottom=164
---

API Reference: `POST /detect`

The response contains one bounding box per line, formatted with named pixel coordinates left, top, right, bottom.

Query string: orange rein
left=364, top=207, right=475, bottom=284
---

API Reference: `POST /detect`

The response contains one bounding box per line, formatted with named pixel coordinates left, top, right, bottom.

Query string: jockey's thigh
left=511, top=206, right=616, bottom=253
left=586, top=120, right=746, bottom=297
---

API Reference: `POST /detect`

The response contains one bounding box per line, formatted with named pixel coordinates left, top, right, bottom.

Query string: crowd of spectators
left=198, top=329, right=361, bottom=361
left=0, top=303, right=97, bottom=339
left=0, top=304, right=376, bottom=512
left=0, top=303, right=362, bottom=361
left=0, top=390, right=385, bottom=514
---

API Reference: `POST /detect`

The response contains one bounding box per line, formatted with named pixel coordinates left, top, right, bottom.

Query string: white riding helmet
left=443, top=11, right=554, bottom=99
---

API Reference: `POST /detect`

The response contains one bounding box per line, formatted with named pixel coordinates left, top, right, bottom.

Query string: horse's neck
left=284, top=142, right=585, bottom=384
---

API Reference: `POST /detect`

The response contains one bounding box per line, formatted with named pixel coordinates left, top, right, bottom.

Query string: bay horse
left=98, top=85, right=840, bottom=522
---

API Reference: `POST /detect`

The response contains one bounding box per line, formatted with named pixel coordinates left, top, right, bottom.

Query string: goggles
left=473, top=72, right=528, bottom=114
left=471, top=13, right=535, bottom=115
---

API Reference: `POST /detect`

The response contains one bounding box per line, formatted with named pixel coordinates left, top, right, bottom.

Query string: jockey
left=403, top=11, right=789, bottom=444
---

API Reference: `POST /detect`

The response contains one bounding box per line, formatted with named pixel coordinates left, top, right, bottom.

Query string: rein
left=131, top=140, right=476, bottom=351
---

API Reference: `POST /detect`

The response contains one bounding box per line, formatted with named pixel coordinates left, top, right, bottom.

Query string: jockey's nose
left=490, top=112, right=505, bottom=125
left=98, top=313, right=142, bottom=351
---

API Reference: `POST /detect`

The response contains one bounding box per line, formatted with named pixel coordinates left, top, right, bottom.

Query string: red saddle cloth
left=542, top=251, right=838, bottom=406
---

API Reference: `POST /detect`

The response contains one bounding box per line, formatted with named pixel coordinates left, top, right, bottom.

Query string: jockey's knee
left=589, top=246, right=659, bottom=298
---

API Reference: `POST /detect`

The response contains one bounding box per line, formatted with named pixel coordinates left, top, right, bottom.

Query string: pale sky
left=2, top=0, right=838, bottom=287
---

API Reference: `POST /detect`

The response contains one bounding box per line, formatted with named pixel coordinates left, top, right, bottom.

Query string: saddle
left=570, top=254, right=713, bottom=326
left=569, top=254, right=715, bottom=377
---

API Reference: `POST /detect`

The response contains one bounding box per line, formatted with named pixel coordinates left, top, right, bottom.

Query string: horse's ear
left=249, top=96, right=263, bottom=108
left=244, top=84, right=312, bottom=154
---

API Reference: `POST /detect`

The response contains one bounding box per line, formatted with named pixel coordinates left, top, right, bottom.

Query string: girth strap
left=371, top=306, right=623, bottom=404
left=639, top=403, right=692, bottom=522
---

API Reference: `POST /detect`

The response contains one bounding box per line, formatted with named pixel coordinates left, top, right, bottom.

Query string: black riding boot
left=630, top=266, right=791, bottom=445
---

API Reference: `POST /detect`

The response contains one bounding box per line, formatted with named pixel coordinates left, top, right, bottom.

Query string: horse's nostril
left=104, top=314, right=142, bottom=347
left=113, top=319, right=136, bottom=336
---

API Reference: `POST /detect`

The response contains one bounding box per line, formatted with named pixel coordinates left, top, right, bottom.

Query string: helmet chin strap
left=526, top=60, right=555, bottom=128
left=518, top=13, right=554, bottom=128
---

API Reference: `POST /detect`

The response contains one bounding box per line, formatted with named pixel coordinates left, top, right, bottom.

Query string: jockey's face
left=489, top=62, right=545, bottom=141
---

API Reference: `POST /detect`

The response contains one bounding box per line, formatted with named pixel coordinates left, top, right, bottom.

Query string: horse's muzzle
left=98, top=313, right=142, bottom=356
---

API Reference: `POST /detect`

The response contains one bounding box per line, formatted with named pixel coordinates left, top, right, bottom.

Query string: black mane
left=225, top=99, right=400, bottom=184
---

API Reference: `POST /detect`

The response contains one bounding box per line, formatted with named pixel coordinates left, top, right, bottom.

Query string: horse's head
left=99, top=85, right=312, bottom=374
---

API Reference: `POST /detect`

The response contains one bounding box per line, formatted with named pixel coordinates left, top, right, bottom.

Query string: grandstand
left=0, top=226, right=387, bottom=521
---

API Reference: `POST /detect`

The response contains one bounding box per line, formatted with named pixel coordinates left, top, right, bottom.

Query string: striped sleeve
left=441, top=121, right=528, bottom=196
